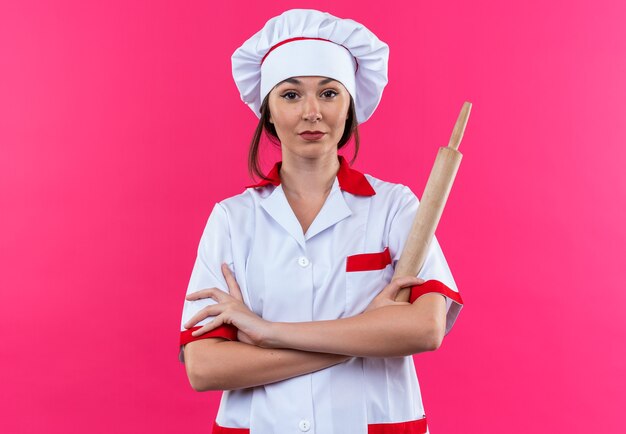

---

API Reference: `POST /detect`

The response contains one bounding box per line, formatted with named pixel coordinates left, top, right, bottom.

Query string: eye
left=321, top=90, right=338, bottom=98
left=281, top=91, right=299, bottom=100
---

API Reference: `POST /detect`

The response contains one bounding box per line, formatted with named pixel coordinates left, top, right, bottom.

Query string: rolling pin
left=394, top=101, right=471, bottom=302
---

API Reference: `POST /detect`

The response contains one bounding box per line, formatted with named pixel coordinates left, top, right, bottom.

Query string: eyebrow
left=278, top=77, right=337, bottom=86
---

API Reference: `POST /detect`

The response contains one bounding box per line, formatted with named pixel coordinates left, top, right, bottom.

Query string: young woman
left=179, top=9, right=463, bottom=434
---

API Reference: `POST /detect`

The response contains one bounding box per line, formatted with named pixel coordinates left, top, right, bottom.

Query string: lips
left=299, top=131, right=326, bottom=141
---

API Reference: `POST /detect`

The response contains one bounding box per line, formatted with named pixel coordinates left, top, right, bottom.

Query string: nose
left=302, top=97, right=322, bottom=122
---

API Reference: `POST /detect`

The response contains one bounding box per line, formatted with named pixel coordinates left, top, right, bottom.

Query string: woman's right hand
left=363, top=276, right=424, bottom=313
left=185, top=264, right=275, bottom=347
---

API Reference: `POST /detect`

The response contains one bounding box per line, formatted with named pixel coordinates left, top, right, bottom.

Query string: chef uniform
left=179, top=9, right=464, bottom=434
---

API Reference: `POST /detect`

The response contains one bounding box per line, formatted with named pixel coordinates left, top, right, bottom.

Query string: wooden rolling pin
left=394, top=101, right=472, bottom=302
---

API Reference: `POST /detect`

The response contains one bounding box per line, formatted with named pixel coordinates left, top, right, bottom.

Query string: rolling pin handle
left=448, top=101, right=472, bottom=151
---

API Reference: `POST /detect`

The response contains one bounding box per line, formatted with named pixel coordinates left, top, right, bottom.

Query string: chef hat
left=231, top=9, right=389, bottom=124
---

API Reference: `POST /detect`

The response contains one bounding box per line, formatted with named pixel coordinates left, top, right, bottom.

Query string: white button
left=297, top=256, right=310, bottom=267
left=298, top=419, right=311, bottom=432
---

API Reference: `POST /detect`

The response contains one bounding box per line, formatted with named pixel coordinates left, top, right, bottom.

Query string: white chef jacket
left=179, top=155, right=463, bottom=434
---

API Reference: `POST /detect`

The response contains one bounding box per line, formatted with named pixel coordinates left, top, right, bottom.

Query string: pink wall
left=1, top=0, right=625, bottom=432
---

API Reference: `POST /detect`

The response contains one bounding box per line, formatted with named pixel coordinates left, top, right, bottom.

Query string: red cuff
left=409, top=280, right=464, bottom=305
left=180, top=324, right=238, bottom=346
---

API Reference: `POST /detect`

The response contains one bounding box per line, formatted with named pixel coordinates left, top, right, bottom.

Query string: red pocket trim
left=346, top=247, right=392, bottom=272
left=409, top=280, right=464, bottom=305
left=212, top=417, right=427, bottom=433
left=368, top=417, right=428, bottom=433
left=180, top=324, right=238, bottom=346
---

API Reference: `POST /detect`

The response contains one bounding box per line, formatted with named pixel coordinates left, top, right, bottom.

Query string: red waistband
left=212, top=417, right=428, bottom=433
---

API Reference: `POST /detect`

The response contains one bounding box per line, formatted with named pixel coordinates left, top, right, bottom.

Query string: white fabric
left=231, top=8, right=389, bottom=123
left=260, top=39, right=357, bottom=107
left=179, top=169, right=462, bottom=433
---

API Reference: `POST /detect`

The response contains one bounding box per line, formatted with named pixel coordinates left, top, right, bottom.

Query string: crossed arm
left=182, top=264, right=447, bottom=392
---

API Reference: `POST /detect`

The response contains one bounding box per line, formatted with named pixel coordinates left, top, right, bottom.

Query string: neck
left=279, top=153, right=340, bottom=199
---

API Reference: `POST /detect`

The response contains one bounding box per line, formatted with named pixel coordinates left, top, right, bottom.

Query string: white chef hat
left=231, top=9, right=389, bottom=124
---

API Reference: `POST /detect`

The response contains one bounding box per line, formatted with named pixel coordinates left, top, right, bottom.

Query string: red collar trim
left=245, top=155, right=375, bottom=196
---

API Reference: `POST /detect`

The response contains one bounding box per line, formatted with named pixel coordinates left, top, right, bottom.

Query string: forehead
left=276, top=76, right=339, bottom=86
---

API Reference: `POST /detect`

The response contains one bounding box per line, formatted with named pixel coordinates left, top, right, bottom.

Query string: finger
left=185, top=287, right=227, bottom=302
left=221, top=263, right=244, bottom=302
left=385, top=276, right=421, bottom=291
left=191, top=314, right=225, bottom=337
left=378, top=276, right=423, bottom=299
left=185, top=288, right=214, bottom=301
left=393, top=276, right=425, bottom=288
left=183, top=304, right=224, bottom=329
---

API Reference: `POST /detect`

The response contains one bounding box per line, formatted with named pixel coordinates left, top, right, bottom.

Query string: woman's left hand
left=183, top=263, right=273, bottom=347
left=363, top=276, right=424, bottom=313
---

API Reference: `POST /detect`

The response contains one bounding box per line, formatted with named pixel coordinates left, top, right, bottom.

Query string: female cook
left=178, top=9, right=463, bottom=434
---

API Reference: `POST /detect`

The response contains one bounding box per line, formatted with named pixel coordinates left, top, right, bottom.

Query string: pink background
left=1, top=0, right=625, bottom=432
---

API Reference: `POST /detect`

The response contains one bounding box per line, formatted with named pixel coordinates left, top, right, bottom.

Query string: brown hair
left=247, top=95, right=360, bottom=182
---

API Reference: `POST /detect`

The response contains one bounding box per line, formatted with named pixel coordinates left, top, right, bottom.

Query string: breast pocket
left=345, top=247, right=393, bottom=315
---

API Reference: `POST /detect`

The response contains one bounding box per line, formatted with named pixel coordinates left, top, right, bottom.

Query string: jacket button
left=297, top=256, right=310, bottom=267
left=298, top=419, right=311, bottom=432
